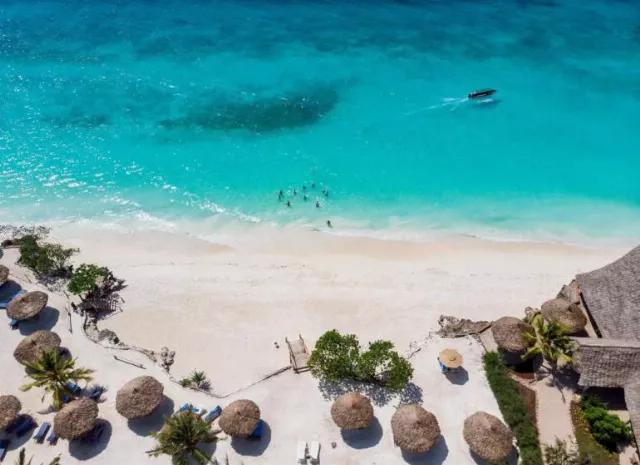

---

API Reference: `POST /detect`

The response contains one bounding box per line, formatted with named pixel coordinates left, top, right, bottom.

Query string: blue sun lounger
left=15, top=418, right=36, bottom=438
left=33, top=422, right=51, bottom=442
left=0, top=440, right=9, bottom=461
left=203, top=406, right=222, bottom=422
left=89, top=387, right=104, bottom=401
left=66, top=382, right=82, bottom=394
left=47, top=431, right=58, bottom=445
left=250, top=419, right=264, bottom=439
left=0, top=289, right=25, bottom=309
left=9, top=319, right=18, bottom=329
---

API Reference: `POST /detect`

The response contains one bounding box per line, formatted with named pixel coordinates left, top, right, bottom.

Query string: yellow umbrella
left=438, top=348, right=463, bottom=369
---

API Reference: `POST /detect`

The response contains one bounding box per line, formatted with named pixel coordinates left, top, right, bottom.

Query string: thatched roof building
left=0, top=264, right=8, bottom=285
left=330, top=392, right=374, bottom=430
left=0, top=395, right=21, bottom=430
left=463, top=412, right=513, bottom=462
left=7, top=291, right=48, bottom=321
left=13, top=330, right=61, bottom=365
left=54, top=398, right=99, bottom=440
left=218, top=399, right=261, bottom=437
left=116, top=376, right=164, bottom=419
left=541, top=298, right=587, bottom=333
left=391, top=404, right=440, bottom=453
left=576, top=245, right=640, bottom=341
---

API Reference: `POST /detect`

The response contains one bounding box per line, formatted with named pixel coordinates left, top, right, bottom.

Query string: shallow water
left=1, top=0, right=639, bottom=243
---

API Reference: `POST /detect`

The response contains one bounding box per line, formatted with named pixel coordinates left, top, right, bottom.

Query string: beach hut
left=218, top=399, right=261, bottom=437
left=463, top=412, right=513, bottom=462
left=13, top=330, right=61, bottom=365
left=7, top=291, right=48, bottom=321
left=0, top=395, right=21, bottom=430
left=540, top=298, right=588, bottom=334
left=438, top=348, right=463, bottom=372
left=331, top=392, right=374, bottom=430
left=0, top=265, right=8, bottom=286
left=491, top=316, right=534, bottom=364
left=391, top=404, right=440, bottom=453
left=53, top=398, right=99, bottom=440
left=116, top=376, right=164, bottom=419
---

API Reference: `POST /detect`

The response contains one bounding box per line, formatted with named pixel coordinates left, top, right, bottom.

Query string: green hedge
left=483, top=352, right=543, bottom=465
left=571, top=402, right=619, bottom=465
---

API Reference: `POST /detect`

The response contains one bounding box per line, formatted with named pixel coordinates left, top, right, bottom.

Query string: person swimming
left=326, top=220, right=332, bottom=228
left=315, top=200, right=320, bottom=208
left=302, top=185, right=307, bottom=191
left=278, top=190, right=284, bottom=200
left=312, top=183, right=316, bottom=188
left=293, top=189, right=298, bottom=196
left=324, top=190, right=329, bottom=197
left=286, top=200, right=291, bottom=207
left=303, top=194, right=308, bottom=201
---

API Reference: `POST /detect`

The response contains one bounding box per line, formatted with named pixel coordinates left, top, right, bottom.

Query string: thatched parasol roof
left=116, top=376, right=164, bottom=419
left=0, top=264, right=8, bottom=285
left=330, top=392, right=374, bottom=430
left=439, top=348, right=463, bottom=369
left=491, top=316, right=533, bottom=352
left=391, top=404, right=441, bottom=453
left=0, top=395, right=21, bottom=430
left=13, top=330, right=61, bottom=365
left=7, top=291, right=48, bottom=321
left=463, top=412, right=513, bottom=462
left=54, top=398, right=99, bottom=440
left=218, top=399, right=261, bottom=437
left=541, top=298, right=588, bottom=333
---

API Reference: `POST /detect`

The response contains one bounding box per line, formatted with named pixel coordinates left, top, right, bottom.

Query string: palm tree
left=522, top=314, right=574, bottom=365
left=14, top=448, right=61, bottom=465
left=20, top=349, right=94, bottom=410
left=147, top=409, right=219, bottom=465
left=189, top=371, right=211, bottom=391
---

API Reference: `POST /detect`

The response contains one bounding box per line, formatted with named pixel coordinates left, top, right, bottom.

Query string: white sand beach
left=0, top=227, right=628, bottom=464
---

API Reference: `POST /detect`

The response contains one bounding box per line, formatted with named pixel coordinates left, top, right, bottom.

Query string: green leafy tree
left=579, top=395, right=633, bottom=451
left=20, top=350, right=94, bottom=410
left=18, top=235, right=75, bottom=277
left=308, top=330, right=360, bottom=381
left=147, top=409, right=219, bottom=465
left=358, top=340, right=414, bottom=391
left=14, top=448, right=60, bottom=465
left=67, top=264, right=105, bottom=297
left=522, top=314, right=574, bottom=365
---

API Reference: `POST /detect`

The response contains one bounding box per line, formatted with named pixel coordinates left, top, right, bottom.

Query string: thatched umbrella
left=463, top=412, right=513, bottom=462
left=0, top=395, right=21, bottom=430
left=7, top=291, right=48, bottom=321
left=541, top=298, right=587, bottom=333
left=0, top=264, right=8, bottom=286
left=331, top=392, right=374, bottom=430
left=54, top=398, right=99, bottom=440
left=13, top=330, right=61, bottom=365
left=438, top=348, right=463, bottom=369
left=116, top=376, right=164, bottom=419
left=491, top=316, right=533, bottom=364
left=391, top=404, right=440, bottom=453
left=219, top=399, right=261, bottom=437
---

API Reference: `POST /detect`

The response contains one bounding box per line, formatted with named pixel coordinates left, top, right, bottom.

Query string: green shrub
left=67, top=264, right=106, bottom=296
left=308, top=330, right=413, bottom=391
left=483, top=352, right=543, bottom=465
left=571, top=402, right=619, bottom=465
left=18, top=235, right=75, bottom=277
left=579, top=395, right=632, bottom=451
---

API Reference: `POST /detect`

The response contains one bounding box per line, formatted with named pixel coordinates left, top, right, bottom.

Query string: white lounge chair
left=296, top=441, right=307, bottom=464
left=309, top=441, right=320, bottom=464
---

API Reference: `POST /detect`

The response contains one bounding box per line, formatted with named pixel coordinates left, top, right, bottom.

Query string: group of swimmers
left=277, top=183, right=333, bottom=227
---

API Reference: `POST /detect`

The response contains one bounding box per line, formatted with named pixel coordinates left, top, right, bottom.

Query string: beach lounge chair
left=5, top=415, right=26, bottom=434
left=46, top=431, right=58, bottom=445
left=89, top=386, right=104, bottom=401
left=15, top=418, right=36, bottom=438
left=0, top=440, right=9, bottom=462
left=9, top=319, right=18, bottom=329
left=296, top=441, right=307, bottom=464
left=203, top=406, right=222, bottom=422
left=33, top=422, right=51, bottom=442
left=0, top=289, right=25, bottom=309
left=66, top=382, right=82, bottom=394
left=309, top=441, right=320, bottom=464
left=250, top=419, right=264, bottom=439
left=176, top=403, right=190, bottom=413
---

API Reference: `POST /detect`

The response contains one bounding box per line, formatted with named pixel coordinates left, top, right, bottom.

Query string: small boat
left=468, top=88, right=497, bottom=99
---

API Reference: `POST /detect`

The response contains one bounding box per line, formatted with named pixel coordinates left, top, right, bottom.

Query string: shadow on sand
left=128, top=396, right=175, bottom=436
left=18, top=306, right=60, bottom=335
left=402, top=436, right=449, bottom=465
left=470, top=447, right=518, bottom=465
left=445, top=367, right=469, bottom=385
left=340, top=417, right=383, bottom=449
left=69, top=419, right=113, bottom=460
left=318, top=380, right=423, bottom=406
left=230, top=421, right=271, bottom=456
left=0, top=280, right=22, bottom=301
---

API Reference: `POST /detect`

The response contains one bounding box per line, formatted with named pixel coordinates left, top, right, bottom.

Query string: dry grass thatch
left=54, top=398, right=99, bottom=440
left=438, top=348, right=463, bottom=369
left=116, top=376, right=164, bottom=419
left=0, top=264, right=8, bottom=285
left=7, top=291, right=48, bottom=321
left=391, top=404, right=440, bottom=453
left=463, top=411, right=513, bottom=462
left=218, top=399, right=261, bottom=437
left=13, top=330, right=61, bottom=365
left=491, top=316, right=533, bottom=352
left=330, top=391, right=374, bottom=430
left=541, top=298, right=587, bottom=333
left=0, top=395, right=21, bottom=430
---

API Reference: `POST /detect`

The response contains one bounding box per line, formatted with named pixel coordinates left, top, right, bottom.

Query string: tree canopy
left=18, top=235, right=75, bottom=278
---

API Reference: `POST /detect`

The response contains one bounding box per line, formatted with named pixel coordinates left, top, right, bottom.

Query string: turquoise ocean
left=1, top=0, right=639, bottom=244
